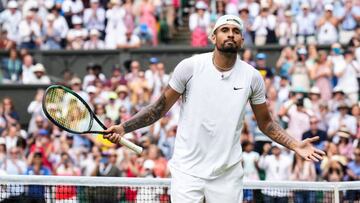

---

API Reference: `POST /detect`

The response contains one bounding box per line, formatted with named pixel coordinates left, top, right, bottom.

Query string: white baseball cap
left=7, top=1, right=18, bottom=8
left=210, top=14, right=243, bottom=37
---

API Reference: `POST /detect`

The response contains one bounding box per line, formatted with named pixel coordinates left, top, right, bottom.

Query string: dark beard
left=216, top=42, right=238, bottom=53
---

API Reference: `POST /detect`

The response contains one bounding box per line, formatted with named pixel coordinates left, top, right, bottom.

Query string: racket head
left=42, top=85, right=95, bottom=134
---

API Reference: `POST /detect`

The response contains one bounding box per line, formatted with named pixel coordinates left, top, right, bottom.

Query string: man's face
left=212, top=24, right=243, bottom=53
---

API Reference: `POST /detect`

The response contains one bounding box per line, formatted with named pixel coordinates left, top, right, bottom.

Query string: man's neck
left=213, top=49, right=237, bottom=72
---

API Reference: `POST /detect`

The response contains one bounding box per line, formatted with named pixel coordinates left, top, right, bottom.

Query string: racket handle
left=120, top=138, right=143, bottom=154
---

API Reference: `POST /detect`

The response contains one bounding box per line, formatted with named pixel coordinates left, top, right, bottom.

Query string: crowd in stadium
left=0, top=0, right=358, bottom=49
left=0, top=0, right=360, bottom=202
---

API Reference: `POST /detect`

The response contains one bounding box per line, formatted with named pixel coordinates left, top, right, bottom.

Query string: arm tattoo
left=122, top=94, right=167, bottom=133
left=263, top=121, right=298, bottom=150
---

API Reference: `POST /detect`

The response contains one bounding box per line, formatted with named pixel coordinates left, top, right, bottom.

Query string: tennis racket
left=42, top=85, right=143, bottom=154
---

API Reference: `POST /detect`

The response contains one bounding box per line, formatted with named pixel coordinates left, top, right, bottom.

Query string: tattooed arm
left=104, top=85, right=181, bottom=143
left=251, top=103, right=325, bottom=162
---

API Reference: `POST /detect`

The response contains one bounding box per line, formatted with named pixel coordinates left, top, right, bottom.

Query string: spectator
left=105, top=0, right=126, bottom=49
left=1, top=48, right=22, bottom=84
left=1, top=97, right=20, bottom=123
left=302, top=116, right=327, bottom=150
left=291, top=153, right=316, bottom=203
left=134, top=23, right=153, bottom=46
left=49, top=5, right=69, bottom=48
left=18, top=10, right=42, bottom=49
left=276, top=46, right=296, bottom=79
left=83, top=0, right=105, bottom=35
left=27, top=89, right=45, bottom=134
left=0, top=29, right=14, bottom=50
left=25, top=152, right=52, bottom=202
left=255, top=53, right=273, bottom=81
left=334, top=49, right=359, bottom=105
left=278, top=97, right=310, bottom=141
left=328, top=87, right=349, bottom=113
left=276, top=10, right=297, bottom=46
left=316, top=4, right=339, bottom=45
left=310, top=50, right=333, bottom=101
left=3, top=146, right=27, bottom=175
left=238, top=4, right=253, bottom=46
left=345, top=148, right=360, bottom=200
left=66, top=16, right=87, bottom=50
left=242, top=48, right=255, bottom=67
left=116, top=29, right=141, bottom=49
left=336, top=128, right=354, bottom=160
left=251, top=3, right=277, bottom=46
left=41, top=13, right=62, bottom=50
left=61, top=0, right=84, bottom=26
left=289, top=47, right=311, bottom=92
left=337, top=0, right=359, bottom=45
left=295, top=2, right=317, bottom=44
left=145, top=144, right=167, bottom=178
left=137, top=0, right=158, bottom=46
left=27, top=63, right=51, bottom=84
left=328, top=102, right=357, bottom=138
left=259, top=143, right=292, bottom=202
left=21, top=54, right=35, bottom=84
left=0, top=1, right=22, bottom=45
left=189, top=1, right=210, bottom=47
left=83, top=29, right=105, bottom=49
left=242, top=141, right=259, bottom=203
left=54, top=152, right=81, bottom=201
left=308, top=86, right=322, bottom=118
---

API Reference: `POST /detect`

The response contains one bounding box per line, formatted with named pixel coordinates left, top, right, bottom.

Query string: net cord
left=1, top=175, right=360, bottom=191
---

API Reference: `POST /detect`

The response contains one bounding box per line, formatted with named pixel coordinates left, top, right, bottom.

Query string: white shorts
left=169, top=161, right=244, bottom=203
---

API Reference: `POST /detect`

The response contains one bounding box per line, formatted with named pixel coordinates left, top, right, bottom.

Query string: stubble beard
left=216, top=41, right=239, bottom=53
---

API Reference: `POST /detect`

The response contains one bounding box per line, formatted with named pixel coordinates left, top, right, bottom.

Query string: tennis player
left=104, top=14, right=325, bottom=202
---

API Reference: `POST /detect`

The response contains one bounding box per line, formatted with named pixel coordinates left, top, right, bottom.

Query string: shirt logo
left=226, top=19, right=241, bottom=25
left=233, top=87, right=243, bottom=90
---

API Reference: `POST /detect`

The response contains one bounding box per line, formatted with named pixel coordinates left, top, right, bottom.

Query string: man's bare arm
left=123, top=86, right=180, bottom=133
left=104, top=85, right=181, bottom=143
left=251, top=103, right=298, bottom=150
left=251, top=103, right=325, bottom=161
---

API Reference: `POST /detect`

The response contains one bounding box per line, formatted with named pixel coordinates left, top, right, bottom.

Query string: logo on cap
left=226, top=19, right=241, bottom=25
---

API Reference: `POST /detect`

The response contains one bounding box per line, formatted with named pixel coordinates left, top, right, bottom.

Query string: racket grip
left=119, top=138, right=143, bottom=154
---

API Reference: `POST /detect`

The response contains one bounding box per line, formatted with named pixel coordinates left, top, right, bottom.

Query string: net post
left=334, top=184, right=340, bottom=203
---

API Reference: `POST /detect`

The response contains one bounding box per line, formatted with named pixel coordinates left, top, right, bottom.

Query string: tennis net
left=1, top=175, right=360, bottom=203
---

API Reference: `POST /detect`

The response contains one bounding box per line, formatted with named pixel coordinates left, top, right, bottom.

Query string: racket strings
left=44, top=88, right=92, bottom=132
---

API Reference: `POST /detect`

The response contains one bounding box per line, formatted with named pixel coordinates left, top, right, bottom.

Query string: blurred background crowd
left=0, top=0, right=360, bottom=202
left=0, top=0, right=358, bottom=49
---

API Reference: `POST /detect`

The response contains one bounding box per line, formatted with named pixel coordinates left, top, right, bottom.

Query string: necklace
left=212, top=55, right=235, bottom=72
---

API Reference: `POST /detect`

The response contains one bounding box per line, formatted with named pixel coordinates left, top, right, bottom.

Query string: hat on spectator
left=256, top=53, right=267, bottom=60
left=291, top=86, right=307, bottom=93
left=324, top=4, right=333, bottom=11
left=86, top=86, right=97, bottom=94
left=108, top=92, right=118, bottom=100
left=47, top=13, right=56, bottom=21
left=210, top=14, right=243, bottom=36
left=140, top=24, right=148, bottom=33
left=7, top=1, right=18, bottom=8
left=44, top=0, right=55, bottom=9
left=333, top=86, right=345, bottom=94
left=238, top=3, right=249, bottom=12
left=72, top=16, right=82, bottom=25
left=195, top=1, right=207, bottom=10
left=301, top=2, right=310, bottom=9
left=116, top=85, right=128, bottom=94
left=337, top=127, right=351, bottom=139
left=284, top=10, right=292, bottom=17
left=90, top=0, right=99, bottom=3
left=33, top=63, right=45, bottom=73
left=143, top=159, right=155, bottom=170
left=297, top=47, right=307, bottom=55
left=38, top=129, right=49, bottom=136
left=70, top=77, right=81, bottom=85
left=149, top=57, right=159, bottom=64
left=309, top=86, right=320, bottom=95
left=110, top=0, right=120, bottom=4
left=89, top=29, right=100, bottom=36
left=337, top=101, right=349, bottom=109
left=0, top=137, right=5, bottom=145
